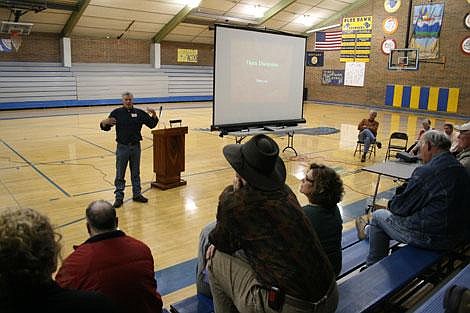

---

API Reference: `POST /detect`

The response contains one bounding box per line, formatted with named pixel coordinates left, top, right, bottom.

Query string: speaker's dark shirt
left=100, top=107, right=158, bottom=144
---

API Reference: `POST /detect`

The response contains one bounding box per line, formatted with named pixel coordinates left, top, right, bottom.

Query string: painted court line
left=72, top=135, right=115, bottom=154
left=0, top=139, right=70, bottom=197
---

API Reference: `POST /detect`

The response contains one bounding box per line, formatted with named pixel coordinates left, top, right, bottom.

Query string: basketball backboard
left=0, top=21, right=33, bottom=35
left=388, top=48, right=419, bottom=70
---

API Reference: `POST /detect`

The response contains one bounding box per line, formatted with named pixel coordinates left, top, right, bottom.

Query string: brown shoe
left=355, top=216, right=369, bottom=240
left=361, top=154, right=366, bottom=162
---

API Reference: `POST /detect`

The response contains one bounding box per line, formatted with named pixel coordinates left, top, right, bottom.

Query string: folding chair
left=385, top=132, right=408, bottom=160
left=354, top=140, right=376, bottom=160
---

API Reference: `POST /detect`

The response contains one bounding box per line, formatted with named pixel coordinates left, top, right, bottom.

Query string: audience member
left=196, top=221, right=216, bottom=297
left=408, top=119, right=432, bottom=155
left=56, top=200, right=163, bottom=313
left=0, top=208, right=117, bottom=313
left=207, top=134, right=338, bottom=313
left=455, top=122, right=470, bottom=175
left=356, top=130, right=470, bottom=266
left=357, top=110, right=382, bottom=162
left=443, top=123, right=460, bottom=154
left=300, top=163, right=343, bottom=276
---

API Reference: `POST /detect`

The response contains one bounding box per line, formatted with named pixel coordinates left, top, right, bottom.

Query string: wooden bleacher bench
left=169, top=228, right=451, bottom=313
left=412, top=264, right=470, bottom=313
left=170, top=294, right=214, bottom=313
left=341, top=228, right=360, bottom=249
left=336, top=245, right=444, bottom=313
left=170, top=228, right=367, bottom=313
left=338, top=239, right=399, bottom=279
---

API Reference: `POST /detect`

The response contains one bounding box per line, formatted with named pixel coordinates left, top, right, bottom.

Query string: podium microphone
left=158, top=106, right=163, bottom=119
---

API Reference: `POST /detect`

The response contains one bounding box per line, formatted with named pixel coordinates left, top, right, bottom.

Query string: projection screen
left=212, top=25, right=306, bottom=130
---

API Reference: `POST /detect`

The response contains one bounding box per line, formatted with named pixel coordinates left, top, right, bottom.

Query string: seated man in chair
left=357, top=110, right=382, bottom=162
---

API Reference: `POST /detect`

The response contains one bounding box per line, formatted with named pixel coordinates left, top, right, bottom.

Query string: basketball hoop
left=10, top=31, right=22, bottom=52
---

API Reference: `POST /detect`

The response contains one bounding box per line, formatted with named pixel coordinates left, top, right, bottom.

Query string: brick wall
left=0, top=32, right=60, bottom=62
left=0, top=34, right=214, bottom=66
left=71, top=37, right=150, bottom=64
left=305, top=0, right=470, bottom=115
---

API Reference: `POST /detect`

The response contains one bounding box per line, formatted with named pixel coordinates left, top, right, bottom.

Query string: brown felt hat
left=223, top=134, right=286, bottom=191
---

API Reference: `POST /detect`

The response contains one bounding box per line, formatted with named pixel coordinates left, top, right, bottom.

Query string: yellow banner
left=177, top=49, right=198, bottom=63
left=342, top=16, right=373, bottom=33
left=341, top=15, right=373, bottom=62
left=340, top=50, right=371, bottom=55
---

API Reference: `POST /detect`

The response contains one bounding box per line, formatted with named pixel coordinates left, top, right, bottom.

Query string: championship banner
left=177, top=48, right=198, bottom=63
left=409, top=3, right=444, bottom=59
left=0, top=39, right=13, bottom=53
left=341, top=16, right=372, bottom=62
left=306, top=51, right=324, bottom=67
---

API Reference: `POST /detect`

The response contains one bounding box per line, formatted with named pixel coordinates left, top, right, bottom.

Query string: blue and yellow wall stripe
left=385, top=84, right=459, bottom=113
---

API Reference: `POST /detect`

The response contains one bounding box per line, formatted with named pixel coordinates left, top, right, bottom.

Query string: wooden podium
left=151, top=126, right=188, bottom=190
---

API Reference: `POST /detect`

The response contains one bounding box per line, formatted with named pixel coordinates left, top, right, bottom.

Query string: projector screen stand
left=282, top=132, right=297, bottom=156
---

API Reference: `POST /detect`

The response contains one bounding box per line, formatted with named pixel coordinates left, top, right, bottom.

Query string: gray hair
left=86, top=200, right=117, bottom=231
left=121, top=91, right=133, bottom=98
left=422, top=130, right=451, bottom=150
left=369, top=109, right=377, bottom=115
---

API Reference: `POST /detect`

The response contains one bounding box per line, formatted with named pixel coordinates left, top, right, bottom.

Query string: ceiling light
left=251, top=5, right=265, bottom=18
left=298, top=15, right=314, bottom=27
left=185, top=0, right=201, bottom=9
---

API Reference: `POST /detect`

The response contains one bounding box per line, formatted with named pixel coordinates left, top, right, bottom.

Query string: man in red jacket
left=56, top=200, right=163, bottom=313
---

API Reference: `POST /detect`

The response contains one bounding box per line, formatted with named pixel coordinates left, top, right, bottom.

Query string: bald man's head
left=86, top=200, right=117, bottom=233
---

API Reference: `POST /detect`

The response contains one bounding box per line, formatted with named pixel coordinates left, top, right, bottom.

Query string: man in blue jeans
left=356, top=130, right=470, bottom=266
left=357, top=110, right=382, bottom=162
left=100, top=92, right=158, bottom=208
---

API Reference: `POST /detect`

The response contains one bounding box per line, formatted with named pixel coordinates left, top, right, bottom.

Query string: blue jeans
left=115, top=142, right=141, bottom=200
left=358, top=128, right=376, bottom=155
left=365, top=209, right=414, bottom=265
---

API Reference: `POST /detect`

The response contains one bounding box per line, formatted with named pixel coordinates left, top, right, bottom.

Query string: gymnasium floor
left=0, top=101, right=466, bottom=306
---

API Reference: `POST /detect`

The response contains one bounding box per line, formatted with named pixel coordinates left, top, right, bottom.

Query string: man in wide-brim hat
left=206, top=134, right=338, bottom=313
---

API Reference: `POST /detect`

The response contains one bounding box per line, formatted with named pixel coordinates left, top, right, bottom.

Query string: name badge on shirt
left=131, top=113, right=137, bottom=118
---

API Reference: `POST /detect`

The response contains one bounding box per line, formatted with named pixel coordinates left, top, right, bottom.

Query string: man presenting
left=100, top=92, right=158, bottom=208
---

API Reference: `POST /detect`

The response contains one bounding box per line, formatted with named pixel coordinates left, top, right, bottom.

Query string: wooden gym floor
left=0, top=101, right=466, bottom=305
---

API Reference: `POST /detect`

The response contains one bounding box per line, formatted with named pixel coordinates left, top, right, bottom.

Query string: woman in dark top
left=300, top=163, right=344, bottom=276
left=0, top=208, right=118, bottom=313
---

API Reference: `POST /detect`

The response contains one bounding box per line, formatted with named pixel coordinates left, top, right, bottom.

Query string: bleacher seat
left=413, top=264, right=470, bottom=313
left=0, top=62, right=214, bottom=110
left=170, top=294, right=214, bottom=313
left=336, top=245, right=443, bottom=313
left=341, top=228, right=360, bottom=249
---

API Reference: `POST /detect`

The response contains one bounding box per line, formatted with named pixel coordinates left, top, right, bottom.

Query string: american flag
left=314, top=31, right=342, bottom=51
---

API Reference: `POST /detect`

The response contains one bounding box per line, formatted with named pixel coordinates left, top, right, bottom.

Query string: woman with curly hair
left=0, top=207, right=117, bottom=313
left=300, top=163, right=344, bottom=276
